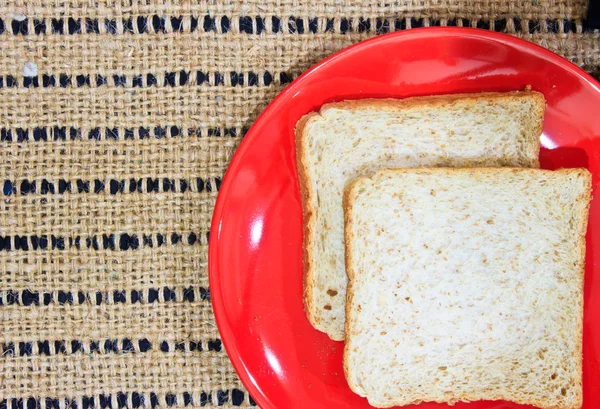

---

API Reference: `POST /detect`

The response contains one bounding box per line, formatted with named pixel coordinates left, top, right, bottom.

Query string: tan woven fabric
left=0, top=1, right=597, bottom=408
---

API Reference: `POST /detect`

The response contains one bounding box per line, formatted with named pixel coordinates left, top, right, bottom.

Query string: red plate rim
left=208, top=26, right=600, bottom=409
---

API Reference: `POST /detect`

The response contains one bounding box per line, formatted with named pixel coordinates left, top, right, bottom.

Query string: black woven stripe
left=2, top=177, right=221, bottom=195
left=0, top=390, right=255, bottom=409
left=588, top=0, right=600, bottom=29
left=6, top=71, right=294, bottom=88
left=0, top=287, right=210, bottom=307
left=0, top=232, right=209, bottom=252
left=0, top=126, right=244, bottom=141
left=0, top=16, right=586, bottom=36
left=0, top=338, right=222, bottom=357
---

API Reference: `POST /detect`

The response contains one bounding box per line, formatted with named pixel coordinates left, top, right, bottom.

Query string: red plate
left=209, top=27, right=600, bottom=409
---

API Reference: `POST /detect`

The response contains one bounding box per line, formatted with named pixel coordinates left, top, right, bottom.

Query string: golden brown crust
left=342, top=177, right=369, bottom=284
left=364, top=395, right=582, bottom=409
left=573, top=168, right=591, bottom=409
left=341, top=176, right=370, bottom=392
left=526, top=91, right=546, bottom=168
left=295, top=111, right=322, bottom=332
left=369, top=166, right=584, bottom=179
left=320, top=90, right=545, bottom=115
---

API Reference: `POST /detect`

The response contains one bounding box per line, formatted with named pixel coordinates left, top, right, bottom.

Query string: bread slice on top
left=296, top=91, right=546, bottom=340
left=343, top=168, right=590, bottom=409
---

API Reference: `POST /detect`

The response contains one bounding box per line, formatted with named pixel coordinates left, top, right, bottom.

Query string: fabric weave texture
left=0, top=1, right=598, bottom=408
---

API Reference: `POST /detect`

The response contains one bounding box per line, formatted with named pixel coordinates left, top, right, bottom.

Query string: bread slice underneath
left=297, top=91, right=546, bottom=340
left=343, top=168, right=590, bottom=409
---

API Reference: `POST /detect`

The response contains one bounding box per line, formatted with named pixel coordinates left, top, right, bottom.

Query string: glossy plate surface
left=209, top=28, right=600, bottom=409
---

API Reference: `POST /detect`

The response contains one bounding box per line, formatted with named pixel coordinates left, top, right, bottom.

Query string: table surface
left=0, top=1, right=598, bottom=408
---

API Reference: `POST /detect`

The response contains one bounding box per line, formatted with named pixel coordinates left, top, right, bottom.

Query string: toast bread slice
left=343, top=168, right=590, bottom=408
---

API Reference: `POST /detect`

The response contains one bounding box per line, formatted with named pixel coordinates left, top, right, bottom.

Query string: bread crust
left=341, top=167, right=591, bottom=409
left=352, top=166, right=586, bottom=179
left=526, top=91, right=546, bottom=167
left=342, top=176, right=371, bottom=394
left=297, top=90, right=546, bottom=341
left=573, top=168, right=591, bottom=409
left=295, top=111, right=323, bottom=333
left=320, top=90, right=544, bottom=114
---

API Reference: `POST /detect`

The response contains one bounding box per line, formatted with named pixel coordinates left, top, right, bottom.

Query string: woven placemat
left=0, top=1, right=598, bottom=408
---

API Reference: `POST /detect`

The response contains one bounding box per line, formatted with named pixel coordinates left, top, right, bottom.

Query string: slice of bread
left=343, top=168, right=591, bottom=409
left=296, top=91, right=546, bottom=340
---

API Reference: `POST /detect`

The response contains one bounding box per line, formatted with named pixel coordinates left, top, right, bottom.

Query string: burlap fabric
left=0, top=1, right=597, bottom=408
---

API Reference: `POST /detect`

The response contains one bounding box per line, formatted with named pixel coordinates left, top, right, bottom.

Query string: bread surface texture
left=343, top=168, right=590, bottom=409
left=296, top=91, right=546, bottom=340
